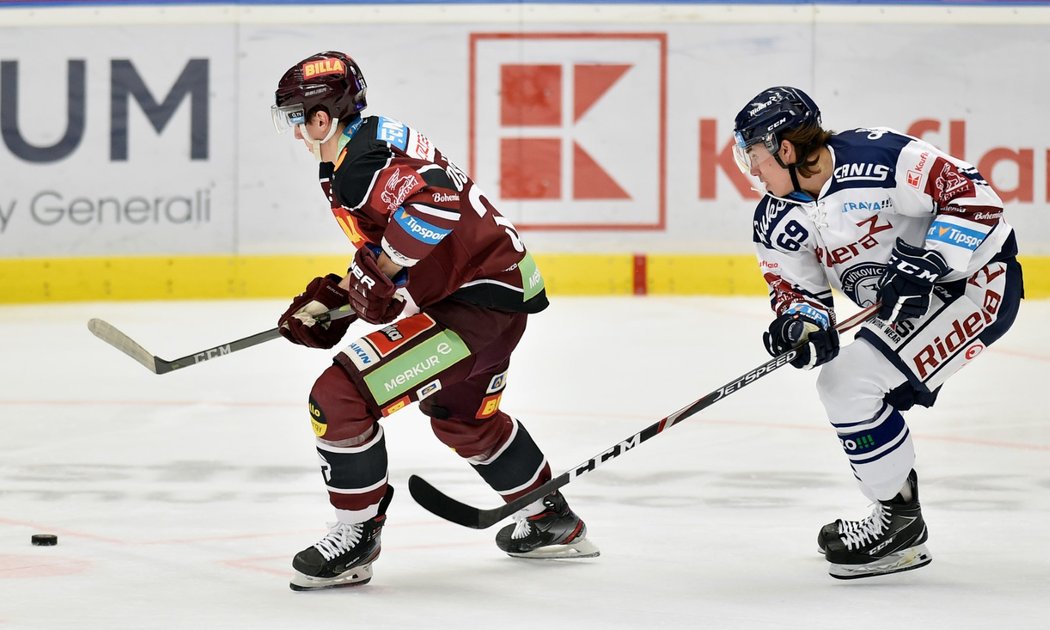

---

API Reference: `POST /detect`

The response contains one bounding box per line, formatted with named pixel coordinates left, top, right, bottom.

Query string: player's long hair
left=784, top=124, right=834, bottom=177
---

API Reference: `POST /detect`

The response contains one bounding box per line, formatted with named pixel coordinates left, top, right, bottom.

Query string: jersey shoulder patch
left=826, top=129, right=910, bottom=193
left=374, top=116, right=411, bottom=152
left=370, top=114, right=437, bottom=162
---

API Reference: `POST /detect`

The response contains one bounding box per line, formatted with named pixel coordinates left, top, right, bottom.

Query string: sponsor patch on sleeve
left=926, top=158, right=975, bottom=205
left=376, top=116, right=409, bottom=151
left=926, top=220, right=986, bottom=251
left=393, top=209, right=451, bottom=245
left=406, top=129, right=435, bottom=161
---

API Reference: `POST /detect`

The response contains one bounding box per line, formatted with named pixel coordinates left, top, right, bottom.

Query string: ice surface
left=1, top=296, right=1046, bottom=629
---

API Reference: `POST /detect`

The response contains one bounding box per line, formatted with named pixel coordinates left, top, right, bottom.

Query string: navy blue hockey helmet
left=732, top=86, right=820, bottom=171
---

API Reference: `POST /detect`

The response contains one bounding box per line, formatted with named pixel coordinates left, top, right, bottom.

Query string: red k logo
left=470, top=33, right=667, bottom=230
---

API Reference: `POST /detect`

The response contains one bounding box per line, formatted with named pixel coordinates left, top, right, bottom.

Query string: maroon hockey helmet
left=272, top=51, right=368, bottom=133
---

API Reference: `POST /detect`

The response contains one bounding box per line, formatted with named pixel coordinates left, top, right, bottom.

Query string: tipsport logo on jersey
left=469, top=33, right=667, bottom=230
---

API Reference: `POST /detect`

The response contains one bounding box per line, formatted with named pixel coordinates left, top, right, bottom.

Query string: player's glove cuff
left=877, top=238, right=950, bottom=324
left=763, top=304, right=839, bottom=370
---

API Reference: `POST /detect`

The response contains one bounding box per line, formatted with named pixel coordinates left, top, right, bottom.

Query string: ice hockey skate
left=289, top=487, right=394, bottom=591
left=823, top=470, right=932, bottom=579
left=495, top=491, right=599, bottom=559
left=816, top=518, right=854, bottom=554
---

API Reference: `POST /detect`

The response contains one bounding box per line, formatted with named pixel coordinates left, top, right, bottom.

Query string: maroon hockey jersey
left=318, top=115, right=548, bottom=314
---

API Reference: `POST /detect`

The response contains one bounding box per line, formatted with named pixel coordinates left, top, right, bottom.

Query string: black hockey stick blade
left=409, top=303, right=880, bottom=529
left=408, top=475, right=524, bottom=529
left=88, top=305, right=357, bottom=375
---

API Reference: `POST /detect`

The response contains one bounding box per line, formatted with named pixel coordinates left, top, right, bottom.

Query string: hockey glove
left=348, top=246, right=407, bottom=325
left=763, top=305, right=840, bottom=370
left=877, top=238, right=950, bottom=325
left=279, top=274, right=355, bottom=349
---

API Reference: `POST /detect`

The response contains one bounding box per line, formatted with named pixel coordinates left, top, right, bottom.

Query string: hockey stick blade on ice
left=87, top=306, right=357, bottom=375
left=408, top=303, right=880, bottom=529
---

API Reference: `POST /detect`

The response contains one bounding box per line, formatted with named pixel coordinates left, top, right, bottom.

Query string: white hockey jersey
left=753, top=127, right=1016, bottom=322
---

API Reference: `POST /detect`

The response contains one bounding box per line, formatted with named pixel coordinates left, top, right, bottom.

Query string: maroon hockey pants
left=307, top=299, right=553, bottom=516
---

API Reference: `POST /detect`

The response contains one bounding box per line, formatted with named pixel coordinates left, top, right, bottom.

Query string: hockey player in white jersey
left=732, top=86, right=1024, bottom=579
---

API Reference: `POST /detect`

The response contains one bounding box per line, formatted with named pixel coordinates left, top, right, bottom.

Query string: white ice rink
left=2, top=296, right=1047, bottom=630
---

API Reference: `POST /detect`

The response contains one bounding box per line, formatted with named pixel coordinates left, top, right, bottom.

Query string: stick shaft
left=88, top=305, right=357, bottom=374
left=408, top=303, right=879, bottom=529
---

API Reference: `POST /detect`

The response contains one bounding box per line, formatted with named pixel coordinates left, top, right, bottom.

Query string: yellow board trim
left=0, top=253, right=1045, bottom=303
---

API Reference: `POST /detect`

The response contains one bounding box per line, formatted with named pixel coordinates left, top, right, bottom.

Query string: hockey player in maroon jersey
left=270, top=51, right=597, bottom=591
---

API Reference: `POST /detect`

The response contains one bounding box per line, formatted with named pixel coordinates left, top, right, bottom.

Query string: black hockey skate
left=495, top=491, right=599, bottom=559
left=823, top=470, right=932, bottom=579
left=289, top=486, right=394, bottom=591
left=816, top=519, right=849, bottom=555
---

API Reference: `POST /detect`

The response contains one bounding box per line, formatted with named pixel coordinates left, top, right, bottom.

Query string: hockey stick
left=87, top=306, right=357, bottom=375
left=408, top=303, right=880, bottom=529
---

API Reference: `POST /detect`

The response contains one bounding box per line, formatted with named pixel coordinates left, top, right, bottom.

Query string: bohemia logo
left=470, top=33, right=666, bottom=229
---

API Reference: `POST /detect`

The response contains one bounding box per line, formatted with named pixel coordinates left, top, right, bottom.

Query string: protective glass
left=733, top=131, right=772, bottom=174
left=271, top=103, right=306, bottom=133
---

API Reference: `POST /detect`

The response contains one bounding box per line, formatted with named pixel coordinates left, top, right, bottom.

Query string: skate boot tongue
left=839, top=503, right=891, bottom=551
left=315, top=521, right=365, bottom=561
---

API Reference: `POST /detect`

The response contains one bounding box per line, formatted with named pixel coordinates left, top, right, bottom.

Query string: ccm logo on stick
left=570, top=435, right=642, bottom=479
left=194, top=344, right=231, bottom=363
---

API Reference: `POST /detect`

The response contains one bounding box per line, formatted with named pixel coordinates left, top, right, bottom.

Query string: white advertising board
left=1, top=5, right=1048, bottom=257
left=0, top=24, right=237, bottom=256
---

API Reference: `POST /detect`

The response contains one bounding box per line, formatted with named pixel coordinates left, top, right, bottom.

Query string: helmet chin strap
left=755, top=137, right=815, bottom=202
left=773, top=152, right=814, bottom=202
left=298, top=117, right=341, bottom=161
left=788, top=164, right=809, bottom=199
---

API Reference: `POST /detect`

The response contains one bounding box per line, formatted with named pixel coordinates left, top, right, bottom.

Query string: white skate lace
left=509, top=513, right=534, bottom=540
left=313, top=521, right=364, bottom=561
left=839, top=503, right=891, bottom=551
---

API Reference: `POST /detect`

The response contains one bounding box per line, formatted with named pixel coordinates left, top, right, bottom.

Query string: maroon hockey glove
left=347, top=246, right=406, bottom=325
left=279, top=274, right=355, bottom=349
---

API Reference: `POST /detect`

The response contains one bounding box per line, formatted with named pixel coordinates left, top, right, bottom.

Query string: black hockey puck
left=31, top=534, right=58, bottom=546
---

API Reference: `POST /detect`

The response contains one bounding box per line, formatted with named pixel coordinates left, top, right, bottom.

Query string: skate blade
left=506, top=537, right=600, bottom=560
left=289, top=563, right=374, bottom=591
left=828, top=544, right=932, bottom=580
